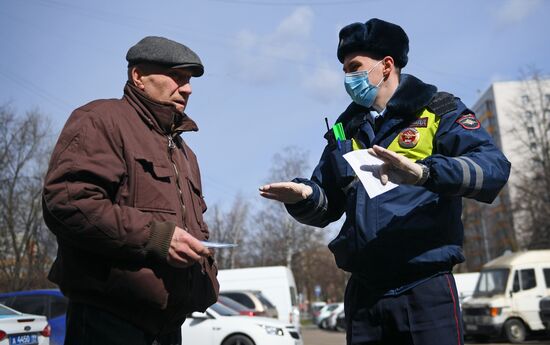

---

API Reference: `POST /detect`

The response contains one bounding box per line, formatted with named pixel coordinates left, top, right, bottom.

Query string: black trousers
left=345, top=273, right=464, bottom=345
left=64, top=302, right=182, bottom=345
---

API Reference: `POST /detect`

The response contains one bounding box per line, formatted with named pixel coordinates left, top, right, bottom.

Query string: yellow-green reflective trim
left=352, top=138, right=363, bottom=151
left=387, top=109, right=440, bottom=161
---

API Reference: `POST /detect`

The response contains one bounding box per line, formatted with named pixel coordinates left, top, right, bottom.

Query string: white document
left=200, top=241, right=238, bottom=249
left=343, top=149, right=398, bottom=198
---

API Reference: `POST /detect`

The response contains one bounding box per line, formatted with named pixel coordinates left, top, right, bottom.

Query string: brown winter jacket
left=42, top=82, right=219, bottom=334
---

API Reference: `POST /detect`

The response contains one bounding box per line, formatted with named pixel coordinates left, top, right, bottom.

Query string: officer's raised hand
left=368, top=145, right=425, bottom=185
left=259, top=182, right=313, bottom=203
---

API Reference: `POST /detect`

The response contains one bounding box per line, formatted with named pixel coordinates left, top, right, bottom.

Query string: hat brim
left=172, top=63, right=204, bottom=77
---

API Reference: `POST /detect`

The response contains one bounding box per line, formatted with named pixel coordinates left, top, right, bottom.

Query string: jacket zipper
left=167, top=135, right=187, bottom=228
left=168, top=135, right=206, bottom=275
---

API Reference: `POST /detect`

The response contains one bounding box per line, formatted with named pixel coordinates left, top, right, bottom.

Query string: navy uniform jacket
left=286, top=74, right=511, bottom=291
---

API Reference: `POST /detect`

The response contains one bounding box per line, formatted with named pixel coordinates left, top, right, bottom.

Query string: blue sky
left=1, top=0, right=549, bottom=209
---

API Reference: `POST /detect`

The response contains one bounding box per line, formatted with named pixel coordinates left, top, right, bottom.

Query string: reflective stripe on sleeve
left=460, top=156, right=484, bottom=198
left=452, top=157, right=471, bottom=195
left=292, top=184, right=328, bottom=224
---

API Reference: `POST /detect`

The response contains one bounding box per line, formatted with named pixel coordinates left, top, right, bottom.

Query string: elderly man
left=260, top=18, right=510, bottom=345
left=42, top=36, right=218, bottom=345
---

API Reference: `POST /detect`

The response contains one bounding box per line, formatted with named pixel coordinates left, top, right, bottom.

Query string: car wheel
left=320, top=319, right=328, bottom=329
left=504, top=318, right=527, bottom=343
left=222, top=334, right=255, bottom=345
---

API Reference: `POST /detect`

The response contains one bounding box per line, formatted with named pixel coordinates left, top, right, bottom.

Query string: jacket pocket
left=133, top=156, right=177, bottom=214
left=328, top=140, right=356, bottom=188
left=186, top=175, right=207, bottom=234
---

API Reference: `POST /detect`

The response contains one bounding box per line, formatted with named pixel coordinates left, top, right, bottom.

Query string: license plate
left=466, top=324, right=478, bottom=331
left=9, top=333, right=38, bottom=345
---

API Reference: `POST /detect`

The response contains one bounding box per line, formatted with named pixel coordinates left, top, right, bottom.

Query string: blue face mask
left=344, top=60, right=384, bottom=108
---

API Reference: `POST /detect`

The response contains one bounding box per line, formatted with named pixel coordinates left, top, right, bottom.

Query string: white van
left=462, top=250, right=550, bottom=343
left=454, top=272, right=480, bottom=305
left=217, top=266, right=300, bottom=330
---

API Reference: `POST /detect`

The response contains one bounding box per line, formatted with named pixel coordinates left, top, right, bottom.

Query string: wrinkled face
left=132, top=64, right=193, bottom=113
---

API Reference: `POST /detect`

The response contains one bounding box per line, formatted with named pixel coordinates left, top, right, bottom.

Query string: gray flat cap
left=126, top=36, right=204, bottom=77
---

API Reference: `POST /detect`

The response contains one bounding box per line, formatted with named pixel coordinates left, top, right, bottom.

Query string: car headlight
left=257, top=324, right=284, bottom=336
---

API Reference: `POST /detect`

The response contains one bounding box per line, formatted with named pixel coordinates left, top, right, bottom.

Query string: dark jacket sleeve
left=285, top=145, right=347, bottom=227
left=42, top=108, right=174, bottom=263
left=418, top=101, right=511, bottom=203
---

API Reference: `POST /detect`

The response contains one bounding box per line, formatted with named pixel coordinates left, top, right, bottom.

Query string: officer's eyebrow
left=343, top=61, right=361, bottom=73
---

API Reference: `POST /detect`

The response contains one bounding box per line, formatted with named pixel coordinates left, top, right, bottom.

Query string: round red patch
left=398, top=128, right=420, bottom=148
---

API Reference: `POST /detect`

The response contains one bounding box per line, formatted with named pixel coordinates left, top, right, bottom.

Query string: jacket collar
left=123, top=82, right=199, bottom=135
left=385, top=74, right=437, bottom=118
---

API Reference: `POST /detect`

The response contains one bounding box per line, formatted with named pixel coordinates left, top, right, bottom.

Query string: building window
left=545, top=94, right=550, bottom=105
left=526, top=111, right=533, bottom=121
left=527, top=127, right=535, bottom=136
left=522, top=95, right=530, bottom=105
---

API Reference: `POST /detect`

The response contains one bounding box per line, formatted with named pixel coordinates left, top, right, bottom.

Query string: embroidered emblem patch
left=456, top=114, right=480, bottom=130
left=398, top=128, right=420, bottom=148
left=410, top=117, right=428, bottom=128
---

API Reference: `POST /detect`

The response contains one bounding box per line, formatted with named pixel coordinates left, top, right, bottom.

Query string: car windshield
left=210, top=302, right=240, bottom=316
left=326, top=304, right=339, bottom=312
left=473, top=268, right=510, bottom=297
left=0, top=304, right=17, bottom=315
left=218, top=296, right=249, bottom=312
left=254, top=292, right=276, bottom=309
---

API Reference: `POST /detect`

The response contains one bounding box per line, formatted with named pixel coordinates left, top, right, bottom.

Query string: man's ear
left=382, top=56, right=395, bottom=79
left=131, top=67, right=145, bottom=90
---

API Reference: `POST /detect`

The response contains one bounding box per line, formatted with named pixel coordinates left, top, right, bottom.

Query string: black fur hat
left=337, top=18, right=409, bottom=68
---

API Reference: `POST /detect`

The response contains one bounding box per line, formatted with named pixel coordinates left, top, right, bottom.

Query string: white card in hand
left=200, top=241, right=238, bottom=249
left=343, top=149, right=398, bottom=198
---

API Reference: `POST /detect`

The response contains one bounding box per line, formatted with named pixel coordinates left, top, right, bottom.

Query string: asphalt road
left=301, top=326, right=550, bottom=345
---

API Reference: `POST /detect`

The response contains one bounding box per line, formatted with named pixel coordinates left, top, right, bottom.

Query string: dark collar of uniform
left=124, top=82, right=199, bottom=135
left=385, top=74, right=437, bottom=118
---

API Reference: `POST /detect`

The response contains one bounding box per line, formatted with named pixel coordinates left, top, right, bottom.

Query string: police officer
left=259, top=18, right=510, bottom=345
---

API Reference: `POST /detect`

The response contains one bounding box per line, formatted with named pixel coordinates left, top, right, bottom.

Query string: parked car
left=462, top=250, right=550, bottom=343
left=539, top=296, right=550, bottom=330
left=182, top=302, right=302, bottom=345
left=325, top=303, right=345, bottom=330
left=0, top=290, right=66, bottom=345
left=315, top=303, right=341, bottom=329
left=335, top=311, right=346, bottom=331
left=219, top=291, right=278, bottom=319
left=217, top=296, right=257, bottom=317
left=0, top=303, right=50, bottom=345
left=310, top=301, right=326, bottom=322
left=218, top=267, right=299, bottom=329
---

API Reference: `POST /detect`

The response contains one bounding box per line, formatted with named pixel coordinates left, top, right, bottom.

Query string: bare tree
left=248, top=146, right=351, bottom=304
left=252, top=146, right=326, bottom=268
left=0, top=104, right=56, bottom=291
left=206, top=195, right=250, bottom=269
left=509, top=68, right=550, bottom=249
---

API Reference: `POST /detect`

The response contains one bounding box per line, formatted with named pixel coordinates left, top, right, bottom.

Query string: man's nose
left=179, top=82, right=192, bottom=95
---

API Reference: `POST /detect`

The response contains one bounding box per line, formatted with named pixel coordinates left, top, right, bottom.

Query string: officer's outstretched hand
left=368, top=145, right=423, bottom=185
left=259, top=182, right=313, bottom=204
left=167, top=226, right=211, bottom=268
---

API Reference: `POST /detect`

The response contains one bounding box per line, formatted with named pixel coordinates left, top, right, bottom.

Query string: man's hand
left=259, top=182, right=313, bottom=204
left=167, top=226, right=210, bottom=268
left=367, top=145, right=423, bottom=185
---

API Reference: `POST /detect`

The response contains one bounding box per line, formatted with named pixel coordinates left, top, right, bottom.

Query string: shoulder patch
left=427, top=92, right=457, bottom=116
left=456, top=114, right=480, bottom=130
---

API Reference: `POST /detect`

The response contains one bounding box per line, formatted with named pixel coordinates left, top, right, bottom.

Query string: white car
left=0, top=304, right=50, bottom=345
left=316, top=302, right=343, bottom=329
left=182, top=302, right=302, bottom=345
left=326, top=303, right=345, bottom=330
